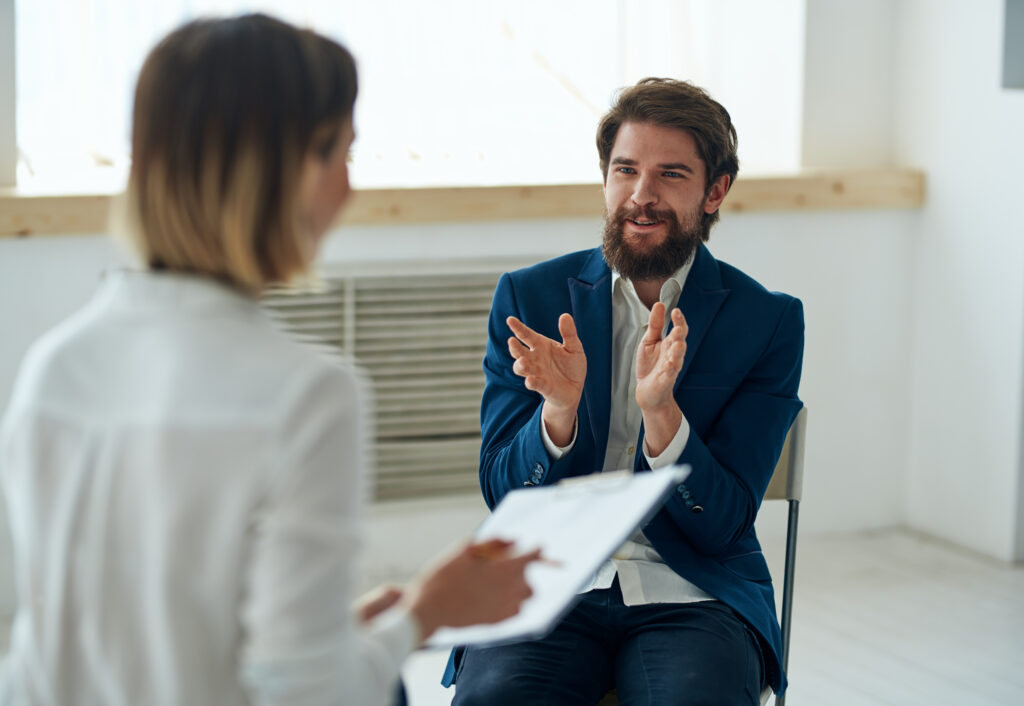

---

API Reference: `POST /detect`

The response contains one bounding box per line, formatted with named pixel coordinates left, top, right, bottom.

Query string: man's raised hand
left=636, top=303, right=687, bottom=410
left=507, top=313, right=586, bottom=447
left=635, top=303, right=687, bottom=456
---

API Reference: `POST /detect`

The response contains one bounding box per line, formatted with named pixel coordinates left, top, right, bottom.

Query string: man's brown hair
left=121, top=14, right=358, bottom=293
left=596, top=78, right=739, bottom=238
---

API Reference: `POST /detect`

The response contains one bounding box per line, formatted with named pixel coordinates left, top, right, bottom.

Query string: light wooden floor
left=401, top=528, right=1024, bottom=705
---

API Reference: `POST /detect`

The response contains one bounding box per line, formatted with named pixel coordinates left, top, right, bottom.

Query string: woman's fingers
left=354, top=584, right=405, bottom=624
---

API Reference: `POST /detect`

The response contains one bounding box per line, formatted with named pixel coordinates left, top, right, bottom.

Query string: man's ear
left=703, top=174, right=731, bottom=214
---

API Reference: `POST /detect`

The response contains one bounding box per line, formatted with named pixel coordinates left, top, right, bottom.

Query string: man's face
left=602, top=121, right=728, bottom=281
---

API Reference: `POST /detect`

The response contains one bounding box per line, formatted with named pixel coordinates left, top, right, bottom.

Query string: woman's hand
left=402, top=538, right=542, bottom=643
left=354, top=584, right=405, bottom=624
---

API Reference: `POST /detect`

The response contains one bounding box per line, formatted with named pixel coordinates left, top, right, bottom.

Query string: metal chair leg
left=776, top=499, right=800, bottom=706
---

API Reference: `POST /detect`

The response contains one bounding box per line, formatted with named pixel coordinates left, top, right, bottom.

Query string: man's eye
left=617, top=166, right=635, bottom=174
left=664, top=171, right=683, bottom=178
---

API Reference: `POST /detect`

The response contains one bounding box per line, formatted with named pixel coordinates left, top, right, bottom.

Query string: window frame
left=1, top=0, right=15, bottom=187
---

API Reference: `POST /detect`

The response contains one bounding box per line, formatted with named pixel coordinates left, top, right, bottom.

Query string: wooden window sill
left=0, top=167, right=924, bottom=239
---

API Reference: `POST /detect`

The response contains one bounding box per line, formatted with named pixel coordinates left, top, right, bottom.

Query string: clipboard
left=425, top=465, right=691, bottom=649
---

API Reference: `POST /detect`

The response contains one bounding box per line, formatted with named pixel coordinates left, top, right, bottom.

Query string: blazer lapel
left=674, top=244, right=731, bottom=387
left=569, top=249, right=613, bottom=464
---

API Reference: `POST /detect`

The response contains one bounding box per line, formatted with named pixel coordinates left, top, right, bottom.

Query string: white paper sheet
left=425, top=465, right=691, bottom=648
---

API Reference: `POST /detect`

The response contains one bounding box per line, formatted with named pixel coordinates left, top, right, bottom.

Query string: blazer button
left=691, top=505, right=704, bottom=514
left=523, top=480, right=536, bottom=487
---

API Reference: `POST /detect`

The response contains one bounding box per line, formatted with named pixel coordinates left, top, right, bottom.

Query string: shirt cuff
left=540, top=414, right=578, bottom=460
left=643, top=413, right=690, bottom=469
left=363, top=605, right=419, bottom=671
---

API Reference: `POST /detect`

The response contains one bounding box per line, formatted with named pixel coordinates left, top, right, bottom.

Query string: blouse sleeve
left=237, top=364, right=415, bottom=706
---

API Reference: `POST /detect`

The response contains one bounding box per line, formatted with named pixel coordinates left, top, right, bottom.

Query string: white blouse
left=0, top=270, right=416, bottom=706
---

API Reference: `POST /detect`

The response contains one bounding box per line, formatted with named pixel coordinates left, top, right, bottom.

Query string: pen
left=468, top=539, right=515, bottom=560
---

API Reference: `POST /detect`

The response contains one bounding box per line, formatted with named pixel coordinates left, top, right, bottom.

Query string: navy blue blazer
left=443, top=244, right=804, bottom=694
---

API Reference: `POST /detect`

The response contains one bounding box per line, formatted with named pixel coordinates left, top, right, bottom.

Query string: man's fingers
left=507, top=336, right=529, bottom=360
left=643, top=302, right=667, bottom=343
left=557, top=314, right=579, bottom=347
left=670, top=307, right=688, bottom=338
left=666, top=340, right=686, bottom=369
left=506, top=316, right=543, bottom=348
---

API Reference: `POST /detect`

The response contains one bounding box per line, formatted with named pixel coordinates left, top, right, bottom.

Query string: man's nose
left=631, top=175, right=658, bottom=207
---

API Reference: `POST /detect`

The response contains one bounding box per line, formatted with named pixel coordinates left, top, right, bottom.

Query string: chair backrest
left=764, top=406, right=807, bottom=503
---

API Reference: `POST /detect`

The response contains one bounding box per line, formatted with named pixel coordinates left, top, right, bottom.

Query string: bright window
left=12, top=0, right=804, bottom=190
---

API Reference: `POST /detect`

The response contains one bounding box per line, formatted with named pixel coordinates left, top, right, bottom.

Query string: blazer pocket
left=721, top=551, right=772, bottom=584
left=680, top=371, right=745, bottom=390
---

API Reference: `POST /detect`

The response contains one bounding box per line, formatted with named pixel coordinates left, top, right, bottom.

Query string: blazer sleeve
left=647, top=296, right=805, bottom=556
left=478, top=273, right=581, bottom=509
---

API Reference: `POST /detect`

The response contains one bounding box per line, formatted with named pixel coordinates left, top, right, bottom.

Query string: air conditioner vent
left=261, top=268, right=503, bottom=501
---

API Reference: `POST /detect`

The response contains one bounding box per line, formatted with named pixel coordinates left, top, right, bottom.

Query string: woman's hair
left=121, top=14, right=357, bottom=293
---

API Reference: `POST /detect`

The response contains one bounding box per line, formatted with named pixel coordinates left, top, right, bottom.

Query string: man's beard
left=601, top=204, right=704, bottom=282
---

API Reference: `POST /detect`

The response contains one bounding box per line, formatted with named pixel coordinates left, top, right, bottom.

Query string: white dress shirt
left=0, top=271, right=416, bottom=706
left=542, top=259, right=715, bottom=606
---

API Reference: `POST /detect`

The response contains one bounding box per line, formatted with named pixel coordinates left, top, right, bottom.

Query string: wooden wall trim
left=0, top=168, right=925, bottom=238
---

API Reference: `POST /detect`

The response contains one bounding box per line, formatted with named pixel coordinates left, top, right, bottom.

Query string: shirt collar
left=96, top=268, right=262, bottom=317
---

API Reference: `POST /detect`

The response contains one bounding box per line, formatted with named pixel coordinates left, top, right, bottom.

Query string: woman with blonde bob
left=0, top=14, right=537, bottom=706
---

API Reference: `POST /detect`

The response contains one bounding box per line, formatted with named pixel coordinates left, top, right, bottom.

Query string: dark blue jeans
left=451, top=577, right=764, bottom=706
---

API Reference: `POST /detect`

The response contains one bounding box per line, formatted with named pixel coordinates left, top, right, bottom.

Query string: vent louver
left=262, top=268, right=504, bottom=501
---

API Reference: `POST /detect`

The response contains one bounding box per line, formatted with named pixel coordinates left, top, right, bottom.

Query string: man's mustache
left=616, top=205, right=677, bottom=225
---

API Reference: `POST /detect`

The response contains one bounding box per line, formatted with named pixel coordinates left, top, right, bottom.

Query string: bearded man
left=442, top=78, right=805, bottom=706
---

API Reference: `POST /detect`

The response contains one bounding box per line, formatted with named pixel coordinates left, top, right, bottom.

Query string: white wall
left=795, top=0, right=1024, bottom=562
left=894, top=0, right=1024, bottom=562
left=802, top=0, right=897, bottom=168
left=717, top=210, right=917, bottom=536
left=0, top=206, right=918, bottom=598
